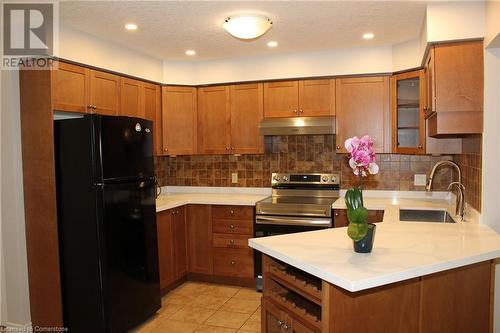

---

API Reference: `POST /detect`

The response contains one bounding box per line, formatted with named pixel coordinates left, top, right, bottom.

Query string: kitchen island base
left=261, top=255, right=494, bottom=333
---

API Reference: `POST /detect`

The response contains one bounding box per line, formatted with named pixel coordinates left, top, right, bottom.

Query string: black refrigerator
left=54, top=115, right=161, bottom=333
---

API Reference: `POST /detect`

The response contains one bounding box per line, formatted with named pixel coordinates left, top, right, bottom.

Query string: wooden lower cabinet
left=333, top=209, right=384, bottom=228
left=157, top=207, right=187, bottom=290
left=262, top=298, right=319, bottom=333
left=261, top=255, right=494, bottom=333
left=187, top=205, right=213, bottom=274
left=213, top=248, right=254, bottom=278
left=159, top=204, right=255, bottom=287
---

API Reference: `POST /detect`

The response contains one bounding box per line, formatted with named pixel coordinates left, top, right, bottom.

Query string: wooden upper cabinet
left=230, top=83, right=264, bottom=154
left=264, top=81, right=299, bottom=118
left=89, top=70, right=120, bottom=116
left=198, top=85, right=231, bottom=154
left=425, top=41, right=483, bottom=136
left=162, top=86, right=198, bottom=155
left=298, top=79, right=335, bottom=117
left=142, top=83, right=162, bottom=155
left=391, top=70, right=425, bottom=154
left=187, top=205, right=213, bottom=275
left=335, top=76, right=390, bottom=153
left=51, top=62, right=90, bottom=113
left=119, top=77, right=141, bottom=118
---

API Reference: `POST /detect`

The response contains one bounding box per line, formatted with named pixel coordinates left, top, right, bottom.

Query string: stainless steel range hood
left=258, top=116, right=336, bottom=136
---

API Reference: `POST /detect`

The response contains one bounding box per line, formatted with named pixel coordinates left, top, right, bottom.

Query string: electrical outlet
left=231, top=172, right=238, bottom=184
left=414, top=174, right=427, bottom=186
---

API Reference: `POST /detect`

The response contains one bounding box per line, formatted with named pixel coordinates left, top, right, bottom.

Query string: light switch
left=414, top=174, right=427, bottom=186
left=231, top=172, right=238, bottom=184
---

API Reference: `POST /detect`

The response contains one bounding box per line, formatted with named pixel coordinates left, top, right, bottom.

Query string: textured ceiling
left=59, top=1, right=427, bottom=62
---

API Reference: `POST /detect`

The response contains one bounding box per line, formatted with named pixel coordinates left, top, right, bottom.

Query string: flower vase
left=353, top=223, right=376, bottom=253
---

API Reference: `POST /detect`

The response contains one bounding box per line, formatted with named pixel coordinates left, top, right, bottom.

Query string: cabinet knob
left=225, top=147, right=230, bottom=151
left=418, top=145, right=423, bottom=149
left=293, top=109, right=297, bottom=113
left=230, top=260, right=235, bottom=265
left=164, top=148, right=168, bottom=152
left=229, top=224, right=235, bottom=229
left=282, top=323, right=289, bottom=331
left=278, top=320, right=285, bottom=327
left=231, top=147, right=235, bottom=150
left=230, top=209, right=234, bottom=214
left=229, top=239, right=235, bottom=244
left=335, top=212, right=339, bottom=217
left=299, top=109, right=303, bottom=114
left=336, top=145, right=341, bottom=150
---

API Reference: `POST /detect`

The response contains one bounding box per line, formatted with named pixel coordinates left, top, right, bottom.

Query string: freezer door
left=102, top=179, right=160, bottom=332
left=98, top=116, right=154, bottom=181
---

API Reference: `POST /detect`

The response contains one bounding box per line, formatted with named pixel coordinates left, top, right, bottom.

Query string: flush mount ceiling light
left=363, top=32, right=375, bottom=40
left=125, top=23, right=138, bottom=31
left=267, top=41, right=278, bottom=48
left=185, top=50, right=196, bottom=56
left=223, top=14, right=273, bottom=40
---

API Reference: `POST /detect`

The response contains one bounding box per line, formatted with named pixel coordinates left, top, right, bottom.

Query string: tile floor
left=133, top=282, right=262, bottom=333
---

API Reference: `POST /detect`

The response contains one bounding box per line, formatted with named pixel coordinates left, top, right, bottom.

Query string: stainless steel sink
left=399, top=209, right=456, bottom=223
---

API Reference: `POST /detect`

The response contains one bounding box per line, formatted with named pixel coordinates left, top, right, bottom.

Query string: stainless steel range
left=253, top=172, right=340, bottom=290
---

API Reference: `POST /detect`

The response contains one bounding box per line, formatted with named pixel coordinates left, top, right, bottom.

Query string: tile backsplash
left=453, top=135, right=482, bottom=212
left=155, top=135, right=454, bottom=191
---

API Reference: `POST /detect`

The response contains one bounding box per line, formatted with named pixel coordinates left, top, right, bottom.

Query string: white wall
left=168, top=46, right=394, bottom=85
left=0, top=69, right=31, bottom=328
left=58, top=25, right=164, bottom=82
left=392, top=38, right=422, bottom=72
left=426, top=1, right=485, bottom=43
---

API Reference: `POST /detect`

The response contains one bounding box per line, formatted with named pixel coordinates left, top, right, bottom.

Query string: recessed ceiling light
left=267, top=41, right=278, bottom=48
left=185, top=50, right=196, bottom=56
left=125, top=23, right=138, bottom=31
left=223, top=14, right=273, bottom=40
left=363, top=32, right=375, bottom=40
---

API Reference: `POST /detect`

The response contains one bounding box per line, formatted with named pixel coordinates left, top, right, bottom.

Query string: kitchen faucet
left=426, top=160, right=466, bottom=221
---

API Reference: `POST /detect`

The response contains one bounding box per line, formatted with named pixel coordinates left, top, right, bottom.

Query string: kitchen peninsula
left=249, top=201, right=500, bottom=333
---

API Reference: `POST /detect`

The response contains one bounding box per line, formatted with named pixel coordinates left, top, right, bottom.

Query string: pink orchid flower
left=344, top=136, right=379, bottom=177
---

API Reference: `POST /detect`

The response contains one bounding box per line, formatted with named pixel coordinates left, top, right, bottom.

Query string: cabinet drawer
left=213, top=248, right=253, bottom=278
left=213, top=219, right=253, bottom=235
left=212, top=205, right=254, bottom=220
left=213, top=233, right=250, bottom=249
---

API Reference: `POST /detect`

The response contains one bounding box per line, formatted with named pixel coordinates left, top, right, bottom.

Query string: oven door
left=253, top=215, right=332, bottom=291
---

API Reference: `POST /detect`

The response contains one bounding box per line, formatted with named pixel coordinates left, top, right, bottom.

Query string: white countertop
left=155, top=186, right=270, bottom=212
left=249, top=223, right=499, bottom=292
left=249, top=191, right=500, bottom=292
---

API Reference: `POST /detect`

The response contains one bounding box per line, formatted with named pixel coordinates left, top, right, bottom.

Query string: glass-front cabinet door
left=391, top=70, right=425, bottom=154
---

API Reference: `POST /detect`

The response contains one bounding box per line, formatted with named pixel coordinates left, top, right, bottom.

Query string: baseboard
left=187, top=273, right=255, bottom=289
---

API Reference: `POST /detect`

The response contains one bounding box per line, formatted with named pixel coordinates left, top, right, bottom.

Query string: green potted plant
left=344, top=136, right=379, bottom=253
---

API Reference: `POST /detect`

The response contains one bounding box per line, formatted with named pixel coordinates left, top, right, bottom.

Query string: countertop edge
left=248, top=239, right=500, bottom=292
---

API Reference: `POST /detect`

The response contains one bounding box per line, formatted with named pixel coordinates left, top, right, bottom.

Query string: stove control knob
left=282, top=176, right=289, bottom=181
left=322, top=175, right=329, bottom=182
left=273, top=175, right=281, bottom=182
left=331, top=176, right=337, bottom=183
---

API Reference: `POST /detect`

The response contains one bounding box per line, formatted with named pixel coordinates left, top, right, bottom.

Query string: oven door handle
left=255, top=215, right=332, bottom=227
